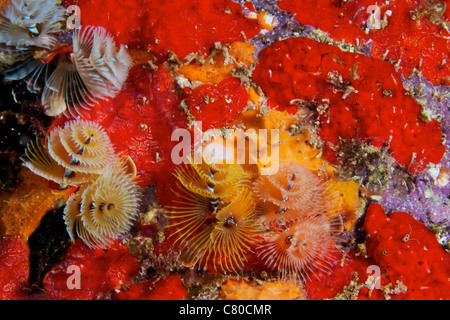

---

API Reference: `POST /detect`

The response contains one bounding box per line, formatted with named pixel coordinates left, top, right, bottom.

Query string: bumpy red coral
left=113, top=275, right=188, bottom=300
left=43, top=239, right=140, bottom=300
left=185, top=77, right=250, bottom=130
left=65, top=0, right=261, bottom=60
left=279, top=0, right=450, bottom=86
left=304, top=250, right=390, bottom=300
left=363, top=203, right=450, bottom=300
left=0, top=236, right=29, bottom=300
left=305, top=204, right=450, bottom=300
left=252, top=37, right=445, bottom=173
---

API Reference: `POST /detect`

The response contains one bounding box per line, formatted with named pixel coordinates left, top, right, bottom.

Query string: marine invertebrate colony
left=42, top=25, right=132, bottom=117
left=279, top=0, right=450, bottom=86
left=362, top=204, right=450, bottom=299
left=257, top=215, right=339, bottom=283
left=253, top=162, right=332, bottom=216
left=0, top=168, right=74, bottom=240
left=42, top=238, right=141, bottom=300
left=64, top=166, right=140, bottom=249
left=0, top=0, right=132, bottom=117
left=0, top=236, right=29, bottom=300
left=165, top=154, right=260, bottom=272
left=23, top=120, right=116, bottom=185
left=68, top=0, right=262, bottom=60
left=22, top=120, right=140, bottom=249
left=0, top=0, right=67, bottom=92
left=252, top=161, right=343, bottom=281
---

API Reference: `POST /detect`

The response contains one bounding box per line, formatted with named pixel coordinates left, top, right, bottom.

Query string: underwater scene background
left=0, top=0, right=449, bottom=300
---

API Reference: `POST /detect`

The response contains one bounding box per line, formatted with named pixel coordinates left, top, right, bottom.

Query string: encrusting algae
left=219, top=278, right=307, bottom=300
left=0, top=168, right=74, bottom=240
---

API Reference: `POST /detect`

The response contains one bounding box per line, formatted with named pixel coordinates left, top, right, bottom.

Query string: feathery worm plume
left=172, top=152, right=250, bottom=200
left=208, top=190, right=259, bottom=272
left=175, top=189, right=259, bottom=272
left=252, top=162, right=345, bottom=227
left=63, top=166, right=140, bottom=249
left=253, top=162, right=325, bottom=212
left=0, top=0, right=67, bottom=90
left=1, top=2, right=131, bottom=117
left=257, top=215, right=339, bottom=283
left=47, top=120, right=117, bottom=174
left=22, top=136, right=97, bottom=186
left=22, top=120, right=140, bottom=250
left=42, top=25, right=132, bottom=117
left=22, top=120, right=118, bottom=188
left=0, top=0, right=65, bottom=40
left=79, top=167, right=140, bottom=240
left=166, top=155, right=259, bottom=272
left=63, top=185, right=114, bottom=249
